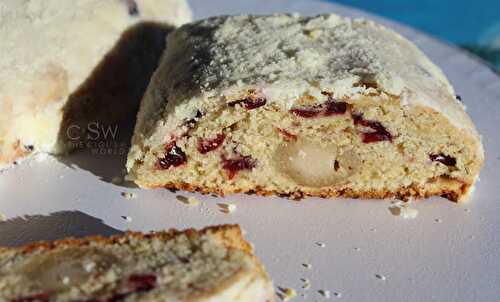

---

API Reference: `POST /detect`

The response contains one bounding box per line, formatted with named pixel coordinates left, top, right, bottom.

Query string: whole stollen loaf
left=0, top=225, right=276, bottom=301
left=127, top=14, right=484, bottom=202
left=0, top=0, right=192, bottom=169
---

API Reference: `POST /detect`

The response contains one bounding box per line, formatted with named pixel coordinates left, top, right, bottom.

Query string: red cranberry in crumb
left=222, top=155, right=257, bottom=179
left=198, top=133, right=226, bottom=154
left=156, top=143, right=187, bottom=169
left=430, top=153, right=456, bottom=166
left=108, top=292, right=128, bottom=302
left=290, top=97, right=347, bottom=118
left=351, top=113, right=393, bottom=143
left=228, top=97, right=267, bottom=110
left=324, top=100, right=348, bottom=116
left=361, top=131, right=392, bottom=143
left=290, top=106, right=323, bottom=118
left=128, top=274, right=157, bottom=291
left=13, top=293, right=50, bottom=302
left=277, top=128, right=298, bottom=141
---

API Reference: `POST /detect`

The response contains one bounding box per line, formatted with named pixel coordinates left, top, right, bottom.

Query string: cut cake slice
left=127, top=14, right=484, bottom=201
left=0, top=224, right=275, bottom=301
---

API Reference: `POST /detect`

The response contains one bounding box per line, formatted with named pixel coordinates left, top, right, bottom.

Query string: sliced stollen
left=0, top=224, right=275, bottom=301
left=0, top=0, right=192, bottom=169
left=127, top=14, right=484, bottom=202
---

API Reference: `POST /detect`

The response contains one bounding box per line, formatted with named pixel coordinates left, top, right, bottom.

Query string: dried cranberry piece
left=290, top=97, right=347, bottom=118
left=198, top=133, right=225, bottom=154
left=244, top=97, right=267, bottom=109
left=361, top=131, right=392, bottom=143
left=351, top=113, right=364, bottom=125
left=107, top=292, right=128, bottom=302
left=290, top=106, right=323, bottom=118
left=228, top=97, right=267, bottom=110
left=12, top=293, right=50, bottom=302
left=352, top=113, right=393, bottom=143
left=324, top=100, right=348, bottom=116
left=277, top=128, right=298, bottom=141
left=156, top=143, right=187, bottom=169
left=222, top=155, right=257, bottom=179
left=128, top=274, right=157, bottom=291
left=430, top=153, right=456, bottom=166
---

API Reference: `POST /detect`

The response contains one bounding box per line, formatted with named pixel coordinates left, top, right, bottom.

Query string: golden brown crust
left=146, top=176, right=469, bottom=202
left=0, top=224, right=246, bottom=255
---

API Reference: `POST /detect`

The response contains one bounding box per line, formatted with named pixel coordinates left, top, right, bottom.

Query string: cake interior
left=0, top=227, right=272, bottom=301
left=129, top=90, right=482, bottom=201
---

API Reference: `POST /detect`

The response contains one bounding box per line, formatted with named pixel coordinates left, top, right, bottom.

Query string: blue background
left=328, top=0, right=500, bottom=70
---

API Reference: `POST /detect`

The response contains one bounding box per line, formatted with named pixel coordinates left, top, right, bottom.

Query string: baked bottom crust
left=146, top=176, right=469, bottom=202
left=0, top=225, right=275, bottom=301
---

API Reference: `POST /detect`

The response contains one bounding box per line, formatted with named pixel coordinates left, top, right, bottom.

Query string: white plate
left=1, top=1, right=499, bottom=301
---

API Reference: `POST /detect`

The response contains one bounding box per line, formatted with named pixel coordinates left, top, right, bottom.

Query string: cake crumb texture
left=0, top=224, right=275, bottom=301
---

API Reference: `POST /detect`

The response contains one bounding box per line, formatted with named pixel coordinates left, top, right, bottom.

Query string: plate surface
left=1, top=1, right=499, bottom=301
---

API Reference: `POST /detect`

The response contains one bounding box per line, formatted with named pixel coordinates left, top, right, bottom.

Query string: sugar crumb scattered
left=302, top=263, right=312, bottom=269
left=218, top=203, right=237, bottom=213
left=375, top=274, right=386, bottom=281
left=121, top=215, right=132, bottom=222
left=176, top=195, right=200, bottom=206
left=318, top=289, right=331, bottom=298
left=389, top=202, right=418, bottom=219
left=187, top=197, right=200, bottom=206
left=278, top=287, right=297, bottom=301
left=121, top=192, right=136, bottom=199
left=301, top=278, right=311, bottom=289
left=400, top=207, right=418, bottom=219
left=316, top=242, right=326, bottom=247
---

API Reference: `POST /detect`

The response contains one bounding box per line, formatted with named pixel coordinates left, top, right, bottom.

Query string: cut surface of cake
left=0, top=0, right=192, bottom=169
left=0, top=224, right=275, bottom=301
left=127, top=14, right=484, bottom=202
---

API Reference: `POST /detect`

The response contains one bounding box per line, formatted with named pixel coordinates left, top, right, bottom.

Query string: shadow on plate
left=55, top=22, right=174, bottom=187
left=0, top=211, right=122, bottom=247
left=56, top=120, right=137, bottom=188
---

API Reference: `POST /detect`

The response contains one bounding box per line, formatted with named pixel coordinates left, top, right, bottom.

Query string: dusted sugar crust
left=127, top=14, right=484, bottom=202
left=0, top=225, right=275, bottom=301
